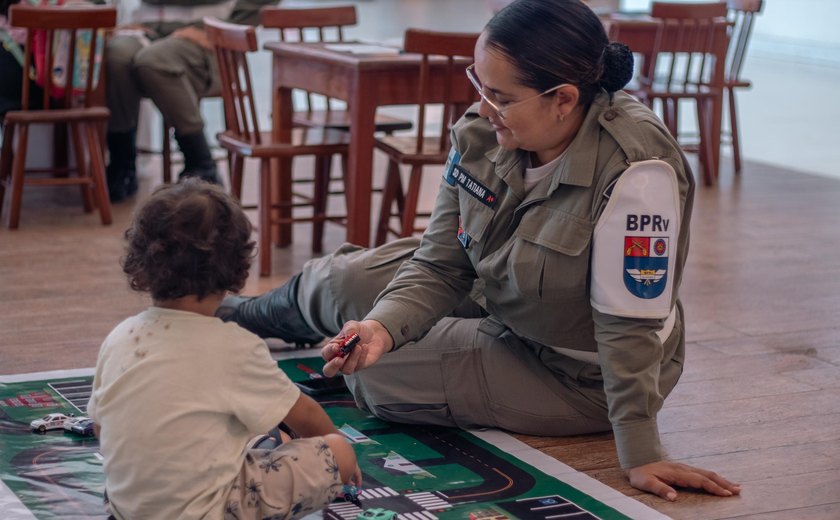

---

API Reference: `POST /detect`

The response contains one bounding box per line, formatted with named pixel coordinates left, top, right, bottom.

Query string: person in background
left=0, top=0, right=44, bottom=118
left=218, top=0, right=742, bottom=502
left=104, top=0, right=274, bottom=201
left=87, top=179, right=359, bottom=519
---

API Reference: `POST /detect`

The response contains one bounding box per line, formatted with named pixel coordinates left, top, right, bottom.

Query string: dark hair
left=122, top=179, right=255, bottom=302
left=484, top=0, right=634, bottom=107
left=1, top=0, right=21, bottom=17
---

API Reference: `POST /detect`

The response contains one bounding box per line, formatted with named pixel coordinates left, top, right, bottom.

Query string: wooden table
left=265, top=42, right=473, bottom=247
left=604, top=14, right=731, bottom=184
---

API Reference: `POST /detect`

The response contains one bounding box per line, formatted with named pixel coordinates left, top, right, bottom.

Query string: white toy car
left=30, top=412, right=74, bottom=433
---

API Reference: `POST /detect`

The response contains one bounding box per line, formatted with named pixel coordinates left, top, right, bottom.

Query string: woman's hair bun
left=599, top=42, right=634, bottom=93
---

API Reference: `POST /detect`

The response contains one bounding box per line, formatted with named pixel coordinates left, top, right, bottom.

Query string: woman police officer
left=219, top=0, right=740, bottom=501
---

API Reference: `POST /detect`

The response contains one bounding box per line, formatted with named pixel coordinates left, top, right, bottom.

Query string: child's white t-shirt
left=87, top=307, right=301, bottom=519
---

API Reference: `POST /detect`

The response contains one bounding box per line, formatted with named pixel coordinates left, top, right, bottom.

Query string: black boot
left=106, top=130, right=138, bottom=202
left=216, top=273, right=324, bottom=346
left=174, top=131, right=221, bottom=185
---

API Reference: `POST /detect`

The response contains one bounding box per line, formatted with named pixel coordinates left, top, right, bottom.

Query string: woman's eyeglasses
left=465, top=64, right=568, bottom=120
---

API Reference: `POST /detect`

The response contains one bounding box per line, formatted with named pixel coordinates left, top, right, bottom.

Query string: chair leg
left=224, top=150, right=233, bottom=187
left=274, top=157, right=294, bottom=248
left=400, top=165, right=423, bottom=238
left=7, top=122, right=30, bottom=229
left=70, top=121, right=95, bottom=213
left=375, top=160, right=401, bottom=246
left=162, top=121, right=172, bottom=184
left=0, top=121, right=15, bottom=217
left=86, top=121, right=113, bottom=225
left=312, top=155, right=330, bottom=254
left=230, top=152, right=244, bottom=200
left=671, top=99, right=680, bottom=140
left=340, top=152, right=350, bottom=209
left=664, top=98, right=678, bottom=138
left=696, top=99, right=715, bottom=186
left=728, top=87, right=742, bottom=174
left=259, top=158, right=273, bottom=277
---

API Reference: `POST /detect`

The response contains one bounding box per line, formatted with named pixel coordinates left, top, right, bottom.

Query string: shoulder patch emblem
left=623, top=236, right=669, bottom=298
left=443, top=148, right=461, bottom=185
left=457, top=215, right=471, bottom=248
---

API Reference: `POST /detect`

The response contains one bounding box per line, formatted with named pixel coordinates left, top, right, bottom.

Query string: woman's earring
left=559, top=112, right=566, bottom=123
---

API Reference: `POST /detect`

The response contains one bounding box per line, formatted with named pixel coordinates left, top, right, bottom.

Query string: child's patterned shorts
left=224, top=436, right=342, bottom=520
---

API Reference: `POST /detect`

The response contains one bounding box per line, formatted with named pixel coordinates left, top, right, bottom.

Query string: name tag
left=450, top=165, right=497, bottom=208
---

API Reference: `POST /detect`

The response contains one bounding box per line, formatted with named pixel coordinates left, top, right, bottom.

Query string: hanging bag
left=31, top=0, right=105, bottom=98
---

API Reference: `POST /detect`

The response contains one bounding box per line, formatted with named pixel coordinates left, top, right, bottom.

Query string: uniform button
left=400, top=325, right=410, bottom=337
left=604, top=110, right=617, bottom=121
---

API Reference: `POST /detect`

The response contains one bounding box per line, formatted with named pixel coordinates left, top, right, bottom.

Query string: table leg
left=271, top=80, right=294, bottom=247
left=346, top=74, right=378, bottom=247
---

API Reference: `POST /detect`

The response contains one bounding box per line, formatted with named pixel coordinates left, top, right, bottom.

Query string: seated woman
left=220, top=0, right=741, bottom=503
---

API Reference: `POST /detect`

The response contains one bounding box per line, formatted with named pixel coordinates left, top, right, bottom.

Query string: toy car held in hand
left=30, top=412, right=74, bottom=433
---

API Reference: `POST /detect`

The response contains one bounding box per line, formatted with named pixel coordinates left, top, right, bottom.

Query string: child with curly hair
left=87, top=179, right=358, bottom=519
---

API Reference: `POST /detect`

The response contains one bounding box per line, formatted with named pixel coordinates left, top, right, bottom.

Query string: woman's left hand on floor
left=625, top=461, right=741, bottom=501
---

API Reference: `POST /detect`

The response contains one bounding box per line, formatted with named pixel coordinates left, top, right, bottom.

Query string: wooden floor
left=2, top=155, right=840, bottom=519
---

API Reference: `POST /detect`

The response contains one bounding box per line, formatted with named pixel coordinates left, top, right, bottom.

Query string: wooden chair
left=260, top=6, right=414, bottom=242
left=374, top=28, right=478, bottom=245
left=203, top=17, right=350, bottom=276
left=725, top=0, right=763, bottom=174
left=0, top=4, right=116, bottom=228
left=260, top=5, right=413, bottom=136
left=627, top=2, right=730, bottom=186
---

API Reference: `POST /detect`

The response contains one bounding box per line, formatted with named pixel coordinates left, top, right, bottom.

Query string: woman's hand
left=626, top=461, right=741, bottom=501
left=321, top=320, right=393, bottom=377
left=172, top=26, right=211, bottom=50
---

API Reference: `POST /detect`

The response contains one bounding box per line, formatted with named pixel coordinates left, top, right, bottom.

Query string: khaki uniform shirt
left=366, top=91, right=696, bottom=468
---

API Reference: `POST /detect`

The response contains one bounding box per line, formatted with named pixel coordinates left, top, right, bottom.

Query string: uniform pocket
left=510, top=206, right=592, bottom=302
left=458, top=194, right=494, bottom=245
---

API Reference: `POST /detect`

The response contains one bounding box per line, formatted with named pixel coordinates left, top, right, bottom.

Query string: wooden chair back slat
left=85, top=28, right=98, bottom=103
left=650, top=2, right=729, bottom=88
left=8, top=4, right=116, bottom=28
left=651, top=1, right=727, bottom=19
left=726, top=0, right=762, bottom=82
left=20, top=31, right=32, bottom=110
left=402, top=28, right=478, bottom=155
left=372, top=28, right=478, bottom=244
left=63, top=31, right=77, bottom=107
left=204, top=17, right=261, bottom=145
left=10, top=5, right=116, bottom=110
left=261, top=6, right=356, bottom=32
left=204, top=17, right=352, bottom=272
left=261, top=6, right=358, bottom=113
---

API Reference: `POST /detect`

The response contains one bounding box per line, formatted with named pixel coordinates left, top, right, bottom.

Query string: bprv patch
left=623, top=236, right=669, bottom=299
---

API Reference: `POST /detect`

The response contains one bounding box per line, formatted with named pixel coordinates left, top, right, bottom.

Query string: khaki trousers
left=297, top=238, right=615, bottom=437
left=106, top=34, right=220, bottom=135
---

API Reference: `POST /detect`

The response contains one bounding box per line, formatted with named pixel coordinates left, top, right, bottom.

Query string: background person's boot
left=216, top=274, right=324, bottom=346
left=106, top=130, right=138, bottom=202
left=174, top=131, right=221, bottom=184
